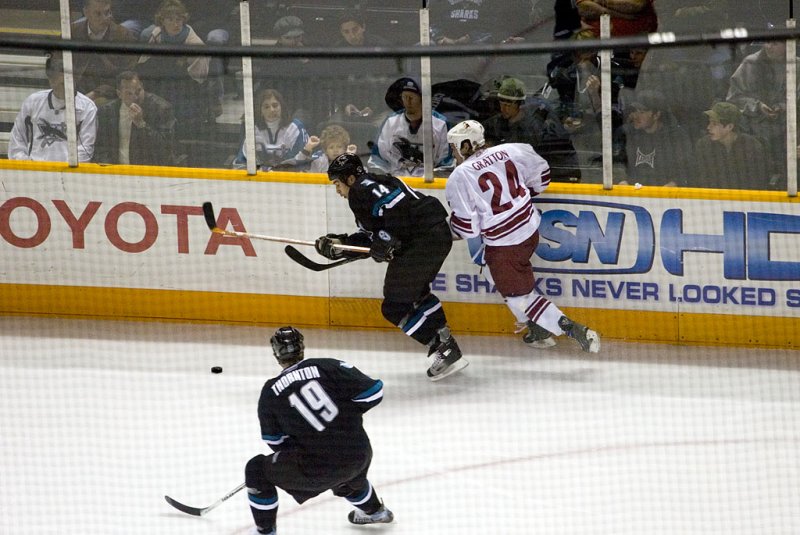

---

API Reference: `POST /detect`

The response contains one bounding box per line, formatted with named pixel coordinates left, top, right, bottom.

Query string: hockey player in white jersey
left=444, top=120, right=600, bottom=353
left=8, top=55, right=97, bottom=162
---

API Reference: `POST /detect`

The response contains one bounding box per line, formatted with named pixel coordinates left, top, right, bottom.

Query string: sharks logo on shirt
left=36, top=118, right=67, bottom=149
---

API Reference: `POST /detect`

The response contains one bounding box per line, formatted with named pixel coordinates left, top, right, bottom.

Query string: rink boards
left=0, top=161, right=797, bottom=349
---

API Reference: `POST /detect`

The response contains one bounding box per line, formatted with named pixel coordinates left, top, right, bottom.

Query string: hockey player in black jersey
left=316, top=153, right=468, bottom=381
left=245, top=326, right=393, bottom=534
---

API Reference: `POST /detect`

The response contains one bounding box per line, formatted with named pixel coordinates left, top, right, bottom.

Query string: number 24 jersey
left=446, top=143, right=551, bottom=247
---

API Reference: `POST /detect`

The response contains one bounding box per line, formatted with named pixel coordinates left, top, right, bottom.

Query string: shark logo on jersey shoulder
left=339, top=361, right=354, bottom=369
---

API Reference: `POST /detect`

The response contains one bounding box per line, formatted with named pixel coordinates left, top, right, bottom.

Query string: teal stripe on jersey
left=354, top=380, right=383, bottom=401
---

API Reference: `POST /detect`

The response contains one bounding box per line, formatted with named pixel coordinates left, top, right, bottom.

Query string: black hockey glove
left=315, top=233, right=348, bottom=260
left=370, top=230, right=401, bottom=263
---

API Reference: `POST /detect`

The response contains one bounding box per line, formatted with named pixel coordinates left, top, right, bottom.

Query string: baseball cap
left=398, top=77, right=421, bottom=95
left=497, top=77, right=526, bottom=101
left=629, top=90, right=666, bottom=112
left=704, top=101, right=741, bottom=126
left=274, top=16, right=304, bottom=38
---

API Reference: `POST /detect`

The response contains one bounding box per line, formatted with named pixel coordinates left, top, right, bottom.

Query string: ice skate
left=348, top=503, right=395, bottom=525
left=558, top=316, right=600, bottom=353
left=249, top=526, right=276, bottom=535
left=426, top=327, right=468, bottom=381
left=522, top=320, right=557, bottom=349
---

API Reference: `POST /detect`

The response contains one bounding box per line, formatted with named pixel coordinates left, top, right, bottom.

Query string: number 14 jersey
left=446, top=143, right=551, bottom=246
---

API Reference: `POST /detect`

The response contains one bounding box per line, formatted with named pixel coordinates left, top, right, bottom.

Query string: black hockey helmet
left=270, top=326, right=305, bottom=362
left=327, top=153, right=365, bottom=182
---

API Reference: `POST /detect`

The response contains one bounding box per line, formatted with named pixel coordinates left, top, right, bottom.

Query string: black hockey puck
left=211, top=366, right=223, bottom=374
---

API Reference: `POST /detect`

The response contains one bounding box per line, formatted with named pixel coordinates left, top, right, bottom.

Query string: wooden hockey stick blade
left=202, top=201, right=218, bottom=232
left=204, top=201, right=301, bottom=243
left=201, top=202, right=368, bottom=252
left=165, top=482, right=246, bottom=517
left=285, top=245, right=367, bottom=271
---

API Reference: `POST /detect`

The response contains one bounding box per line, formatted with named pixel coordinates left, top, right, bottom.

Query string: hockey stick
left=285, top=245, right=368, bottom=271
left=201, top=202, right=369, bottom=253
left=164, top=482, right=246, bottom=517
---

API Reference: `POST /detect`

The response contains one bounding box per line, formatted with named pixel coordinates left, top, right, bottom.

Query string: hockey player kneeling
left=245, top=327, right=393, bottom=534
left=317, top=153, right=468, bottom=381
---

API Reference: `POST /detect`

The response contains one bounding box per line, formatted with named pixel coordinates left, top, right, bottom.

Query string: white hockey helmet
left=447, top=120, right=485, bottom=159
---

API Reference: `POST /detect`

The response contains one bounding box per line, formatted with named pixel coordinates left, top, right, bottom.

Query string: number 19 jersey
left=258, top=358, right=384, bottom=466
left=446, top=143, right=551, bottom=246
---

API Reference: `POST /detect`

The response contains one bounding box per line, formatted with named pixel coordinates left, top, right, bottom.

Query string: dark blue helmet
left=270, top=326, right=305, bottom=362
left=327, top=153, right=364, bottom=182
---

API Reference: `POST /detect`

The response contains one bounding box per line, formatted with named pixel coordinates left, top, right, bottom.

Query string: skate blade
left=523, top=336, right=557, bottom=349
left=427, top=358, right=469, bottom=382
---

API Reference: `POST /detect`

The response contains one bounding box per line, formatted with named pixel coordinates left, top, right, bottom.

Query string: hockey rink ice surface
left=1, top=316, right=799, bottom=535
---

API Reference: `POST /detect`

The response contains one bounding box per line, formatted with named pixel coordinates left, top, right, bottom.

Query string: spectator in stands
left=612, top=47, right=647, bottom=90
left=693, top=102, right=769, bottom=190
left=113, top=0, right=233, bottom=117
left=71, top=0, right=137, bottom=106
left=136, top=0, right=211, bottom=135
left=657, top=0, right=731, bottom=32
left=305, top=124, right=358, bottom=173
left=554, top=0, right=583, bottom=40
left=232, top=88, right=310, bottom=171
left=575, top=1, right=653, bottom=99
left=576, top=0, right=658, bottom=37
left=633, top=1, right=733, bottom=141
left=253, top=16, right=324, bottom=127
left=325, top=10, right=394, bottom=125
left=336, top=11, right=390, bottom=47
left=116, top=0, right=234, bottom=44
left=8, top=55, right=97, bottom=163
left=548, top=0, right=585, bottom=104
left=547, top=28, right=604, bottom=125
left=110, top=0, right=162, bottom=37
left=429, top=0, right=533, bottom=44
left=93, top=71, right=176, bottom=166
left=726, top=38, right=792, bottom=186
left=618, top=89, right=692, bottom=187
left=372, top=78, right=451, bottom=177
left=548, top=30, right=644, bottom=122
left=274, top=15, right=306, bottom=49
left=482, top=77, right=581, bottom=182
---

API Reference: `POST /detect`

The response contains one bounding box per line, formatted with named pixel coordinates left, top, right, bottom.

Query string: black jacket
left=94, top=92, right=177, bottom=166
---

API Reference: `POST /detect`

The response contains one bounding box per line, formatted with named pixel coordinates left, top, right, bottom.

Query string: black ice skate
left=522, top=320, right=557, bottom=349
left=348, top=504, right=395, bottom=525
left=426, top=327, right=468, bottom=381
left=558, top=316, right=600, bottom=353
